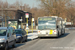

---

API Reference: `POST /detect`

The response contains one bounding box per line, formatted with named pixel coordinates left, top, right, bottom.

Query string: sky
left=1, top=0, right=75, bottom=8
left=2, top=0, right=40, bottom=8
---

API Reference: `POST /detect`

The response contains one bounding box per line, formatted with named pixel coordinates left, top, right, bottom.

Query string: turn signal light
left=37, top=31, right=40, bottom=33
left=38, top=31, right=40, bottom=32
left=54, top=30, right=56, bottom=32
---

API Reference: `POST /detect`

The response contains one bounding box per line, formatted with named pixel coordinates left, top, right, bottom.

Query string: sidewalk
left=27, top=32, right=38, bottom=40
left=26, top=29, right=38, bottom=33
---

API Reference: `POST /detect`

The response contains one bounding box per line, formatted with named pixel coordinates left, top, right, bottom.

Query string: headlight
left=17, top=36, right=21, bottom=38
left=0, top=38, right=5, bottom=42
left=38, top=30, right=41, bottom=34
left=53, top=30, right=57, bottom=34
left=0, top=38, right=5, bottom=41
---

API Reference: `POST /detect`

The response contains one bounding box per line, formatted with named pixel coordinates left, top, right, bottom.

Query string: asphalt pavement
left=3, top=29, right=75, bottom=50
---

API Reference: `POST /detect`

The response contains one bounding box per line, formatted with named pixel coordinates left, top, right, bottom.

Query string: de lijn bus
left=38, top=16, right=65, bottom=38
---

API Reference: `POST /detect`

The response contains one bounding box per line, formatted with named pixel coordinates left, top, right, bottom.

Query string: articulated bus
left=61, top=18, right=65, bottom=35
left=38, top=16, right=65, bottom=37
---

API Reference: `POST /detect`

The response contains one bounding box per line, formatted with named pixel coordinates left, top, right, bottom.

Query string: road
left=6, top=29, right=75, bottom=50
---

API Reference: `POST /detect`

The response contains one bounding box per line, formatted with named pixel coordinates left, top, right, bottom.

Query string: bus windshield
left=38, top=17, right=56, bottom=30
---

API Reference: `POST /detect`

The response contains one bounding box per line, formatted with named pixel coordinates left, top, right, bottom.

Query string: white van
left=0, top=27, right=16, bottom=50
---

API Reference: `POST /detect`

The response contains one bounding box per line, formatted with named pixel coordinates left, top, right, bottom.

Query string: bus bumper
left=38, top=34, right=58, bottom=37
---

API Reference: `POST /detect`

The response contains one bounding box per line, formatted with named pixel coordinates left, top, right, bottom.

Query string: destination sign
left=39, top=18, right=55, bottom=21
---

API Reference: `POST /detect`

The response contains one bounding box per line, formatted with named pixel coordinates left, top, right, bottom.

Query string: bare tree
left=37, top=0, right=71, bottom=17
left=66, top=2, right=75, bottom=25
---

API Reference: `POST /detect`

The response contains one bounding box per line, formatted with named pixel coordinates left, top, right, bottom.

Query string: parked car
left=14, top=29, right=27, bottom=43
left=0, top=27, right=16, bottom=50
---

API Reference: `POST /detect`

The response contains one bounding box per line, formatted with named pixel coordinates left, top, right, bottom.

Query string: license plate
left=49, top=30, right=53, bottom=34
left=46, top=35, right=48, bottom=36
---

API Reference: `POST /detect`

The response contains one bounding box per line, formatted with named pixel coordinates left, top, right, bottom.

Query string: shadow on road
left=2, top=42, right=26, bottom=50
left=58, top=33, right=70, bottom=38
left=27, top=39, right=32, bottom=42
left=27, top=37, right=38, bottom=42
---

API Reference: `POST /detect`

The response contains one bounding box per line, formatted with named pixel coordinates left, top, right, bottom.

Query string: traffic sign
left=33, top=23, right=35, bottom=26
left=19, top=19, right=22, bottom=21
left=26, top=24, right=28, bottom=26
left=25, top=13, right=29, bottom=18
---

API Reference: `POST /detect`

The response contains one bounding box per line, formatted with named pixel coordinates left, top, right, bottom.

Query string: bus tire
left=61, top=30, right=64, bottom=35
left=61, top=30, right=62, bottom=35
left=64, top=30, right=65, bottom=34
left=62, top=30, right=65, bottom=35
left=56, top=31, right=59, bottom=38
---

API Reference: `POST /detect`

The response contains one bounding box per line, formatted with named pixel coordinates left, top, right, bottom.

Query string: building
left=0, top=8, right=32, bottom=28
left=15, top=10, right=32, bottom=25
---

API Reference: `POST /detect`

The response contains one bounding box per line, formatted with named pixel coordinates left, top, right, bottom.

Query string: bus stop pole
left=27, top=18, right=28, bottom=35
left=25, top=13, right=29, bottom=35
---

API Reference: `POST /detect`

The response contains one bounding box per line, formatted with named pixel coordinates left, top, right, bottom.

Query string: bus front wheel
left=56, top=31, right=59, bottom=38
